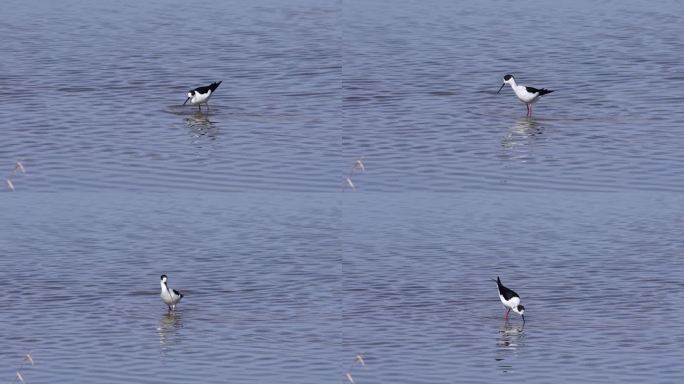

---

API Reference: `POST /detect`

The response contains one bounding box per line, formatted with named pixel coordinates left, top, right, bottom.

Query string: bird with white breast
left=496, top=276, right=525, bottom=323
left=183, top=81, right=222, bottom=112
left=160, top=274, right=184, bottom=311
left=497, top=74, right=554, bottom=117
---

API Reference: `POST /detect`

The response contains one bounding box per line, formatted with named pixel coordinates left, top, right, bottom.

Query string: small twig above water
left=5, top=160, right=26, bottom=192
left=13, top=352, right=34, bottom=383
left=345, top=353, right=366, bottom=383
left=343, top=159, right=365, bottom=192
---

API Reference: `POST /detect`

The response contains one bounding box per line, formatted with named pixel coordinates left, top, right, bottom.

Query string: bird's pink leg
left=505, top=308, right=511, bottom=320
left=529, top=104, right=533, bottom=117
left=526, top=104, right=530, bottom=116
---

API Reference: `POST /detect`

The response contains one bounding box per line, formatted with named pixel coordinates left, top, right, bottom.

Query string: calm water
left=342, top=193, right=684, bottom=383
left=1, top=193, right=341, bottom=383
left=1, top=0, right=340, bottom=192
left=2, top=0, right=684, bottom=382
left=344, top=0, right=684, bottom=192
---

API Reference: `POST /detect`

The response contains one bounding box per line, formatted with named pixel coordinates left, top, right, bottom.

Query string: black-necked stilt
left=497, top=74, right=554, bottom=117
left=496, top=276, right=525, bottom=322
left=160, top=274, right=183, bottom=311
left=183, top=81, right=222, bottom=111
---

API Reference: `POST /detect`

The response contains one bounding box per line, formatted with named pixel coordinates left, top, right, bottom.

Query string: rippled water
left=343, top=0, right=684, bottom=192
left=1, top=193, right=340, bottom=383
left=2, top=0, right=684, bottom=382
left=1, top=0, right=340, bottom=192
left=342, top=192, right=684, bottom=383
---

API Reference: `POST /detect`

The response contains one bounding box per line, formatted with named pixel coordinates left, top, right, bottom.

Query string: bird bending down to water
left=183, top=81, right=222, bottom=111
left=160, top=274, right=183, bottom=311
left=497, top=74, right=553, bottom=116
left=496, top=276, right=525, bottom=322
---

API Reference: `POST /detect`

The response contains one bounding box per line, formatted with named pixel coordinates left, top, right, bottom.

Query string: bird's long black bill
left=497, top=83, right=506, bottom=94
left=522, top=314, right=525, bottom=323
left=183, top=97, right=190, bottom=106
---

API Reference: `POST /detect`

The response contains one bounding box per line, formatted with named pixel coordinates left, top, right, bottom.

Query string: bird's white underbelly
left=513, top=87, right=539, bottom=104
left=190, top=91, right=212, bottom=105
left=161, top=290, right=180, bottom=305
left=499, top=294, right=520, bottom=309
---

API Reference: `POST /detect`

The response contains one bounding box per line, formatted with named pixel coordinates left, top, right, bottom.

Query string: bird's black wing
left=209, top=81, right=222, bottom=92
left=192, top=84, right=212, bottom=94
left=172, top=289, right=182, bottom=297
left=526, top=86, right=554, bottom=96
left=497, top=277, right=520, bottom=300
left=192, top=81, right=222, bottom=94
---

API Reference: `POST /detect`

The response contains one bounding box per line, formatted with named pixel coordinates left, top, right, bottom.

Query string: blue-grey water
left=1, top=193, right=340, bottom=383
left=2, top=0, right=684, bottom=382
left=342, top=193, right=684, bottom=383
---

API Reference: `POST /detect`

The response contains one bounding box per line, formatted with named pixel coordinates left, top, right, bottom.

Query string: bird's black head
left=161, top=274, right=168, bottom=281
left=183, top=90, right=195, bottom=105
left=517, top=304, right=525, bottom=314
left=498, top=75, right=515, bottom=94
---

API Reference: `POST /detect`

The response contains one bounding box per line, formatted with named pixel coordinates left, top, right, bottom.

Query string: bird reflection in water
left=501, top=117, right=545, bottom=150
left=184, top=112, right=218, bottom=142
left=158, top=310, right=183, bottom=355
left=495, top=320, right=525, bottom=373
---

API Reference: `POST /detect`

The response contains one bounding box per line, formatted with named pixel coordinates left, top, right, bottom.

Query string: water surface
left=343, top=0, right=684, bottom=192
left=1, top=193, right=340, bottom=383
left=2, top=0, right=684, bottom=382
left=342, top=192, right=684, bottom=383
left=1, top=0, right=340, bottom=192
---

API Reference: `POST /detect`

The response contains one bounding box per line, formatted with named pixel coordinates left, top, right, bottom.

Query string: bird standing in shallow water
left=496, top=276, right=525, bottom=322
left=497, top=74, right=554, bottom=117
left=160, top=274, right=183, bottom=311
left=183, top=81, right=222, bottom=112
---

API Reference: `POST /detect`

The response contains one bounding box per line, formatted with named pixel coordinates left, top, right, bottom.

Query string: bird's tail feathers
left=538, top=89, right=554, bottom=96
left=210, top=81, right=222, bottom=92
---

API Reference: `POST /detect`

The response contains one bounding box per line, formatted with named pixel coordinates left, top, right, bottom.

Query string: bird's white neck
left=509, top=80, right=528, bottom=100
